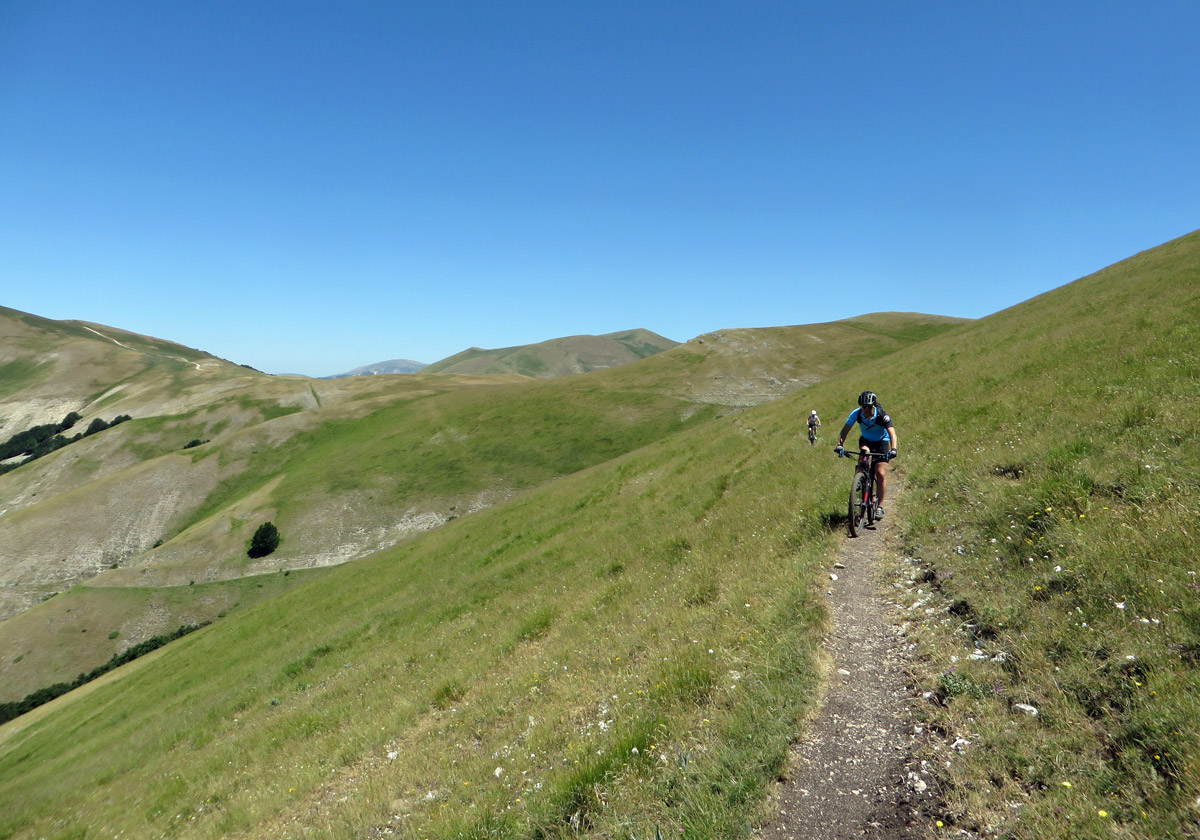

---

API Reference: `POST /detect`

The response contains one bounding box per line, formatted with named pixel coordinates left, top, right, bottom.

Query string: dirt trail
left=760, top=485, right=936, bottom=840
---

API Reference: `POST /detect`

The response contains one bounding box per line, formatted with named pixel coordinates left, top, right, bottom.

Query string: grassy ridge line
left=226, top=377, right=721, bottom=527
left=886, top=229, right=1200, bottom=838
left=591, top=314, right=970, bottom=406
left=420, top=329, right=678, bottom=377
left=0, top=390, right=847, bottom=839
left=0, top=305, right=263, bottom=432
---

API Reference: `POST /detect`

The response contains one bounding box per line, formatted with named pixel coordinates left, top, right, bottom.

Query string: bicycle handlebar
left=836, top=449, right=890, bottom=461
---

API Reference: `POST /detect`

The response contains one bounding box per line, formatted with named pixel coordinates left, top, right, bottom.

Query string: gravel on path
left=759, top=493, right=937, bottom=840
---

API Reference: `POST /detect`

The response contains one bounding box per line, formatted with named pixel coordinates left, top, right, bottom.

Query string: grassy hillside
left=422, top=328, right=679, bottom=378
left=0, top=369, right=526, bottom=624
left=602, top=312, right=969, bottom=406
left=0, top=370, right=715, bottom=698
left=0, top=372, right=846, bottom=840
left=0, top=307, right=964, bottom=838
left=2, top=235, right=1195, bottom=840
left=0, top=312, right=955, bottom=702
left=0, top=306, right=260, bottom=436
left=877, top=229, right=1200, bottom=838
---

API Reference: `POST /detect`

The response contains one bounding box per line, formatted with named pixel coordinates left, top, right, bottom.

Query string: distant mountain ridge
left=321, top=329, right=678, bottom=380
left=324, top=359, right=427, bottom=378
left=422, top=328, right=679, bottom=378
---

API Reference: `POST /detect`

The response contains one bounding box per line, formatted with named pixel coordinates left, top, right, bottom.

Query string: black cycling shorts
left=859, top=437, right=890, bottom=455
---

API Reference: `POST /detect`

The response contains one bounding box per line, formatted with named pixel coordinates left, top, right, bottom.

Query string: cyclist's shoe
left=875, top=506, right=885, bottom=519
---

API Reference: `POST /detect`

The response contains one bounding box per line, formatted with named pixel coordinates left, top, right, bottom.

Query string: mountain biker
left=807, top=409, right=821, bottom=442
left=835, top=391, right=898, bottom=519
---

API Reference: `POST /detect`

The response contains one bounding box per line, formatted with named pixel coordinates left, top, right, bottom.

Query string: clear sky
left=2, top=2, right=1197, bottom=376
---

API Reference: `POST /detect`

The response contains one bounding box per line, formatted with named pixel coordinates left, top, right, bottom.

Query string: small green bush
left=248, top=522, right=281, bottom=558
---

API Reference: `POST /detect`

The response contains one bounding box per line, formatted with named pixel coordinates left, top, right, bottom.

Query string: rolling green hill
left=1, top=228, right=1195, bottom=840
left=421, top=328, right=680, bottom=377
left=598, top=312, right=970, bottom=406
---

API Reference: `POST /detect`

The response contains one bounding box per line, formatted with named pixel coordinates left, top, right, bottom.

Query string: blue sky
left=2, top=2, right=1197, bottom=376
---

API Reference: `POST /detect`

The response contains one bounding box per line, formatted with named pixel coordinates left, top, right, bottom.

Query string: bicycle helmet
left=858, top=390, right=878, bottom=407
left=811, top=410, right=817, bottom=415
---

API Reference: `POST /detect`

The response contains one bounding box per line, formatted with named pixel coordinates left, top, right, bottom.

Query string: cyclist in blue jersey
left=835, top=391, right=898, bottom=519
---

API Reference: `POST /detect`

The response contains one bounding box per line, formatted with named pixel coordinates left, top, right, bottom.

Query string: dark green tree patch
left=248, top=522, right=281, bottom=558
left=0, top=413, right=133, bottom=474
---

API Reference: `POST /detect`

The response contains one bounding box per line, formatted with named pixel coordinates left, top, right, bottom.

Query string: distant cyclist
left=835, top=391, right=898, bottom=519
left=807, top=409, right=821, bottom=444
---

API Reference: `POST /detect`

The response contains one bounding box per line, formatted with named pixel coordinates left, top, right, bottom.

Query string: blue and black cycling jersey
left=845, top=406, right=893, bottom=443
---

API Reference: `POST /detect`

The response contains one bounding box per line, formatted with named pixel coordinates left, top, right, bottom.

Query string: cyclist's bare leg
left=875, top=461, right=887, bottom=506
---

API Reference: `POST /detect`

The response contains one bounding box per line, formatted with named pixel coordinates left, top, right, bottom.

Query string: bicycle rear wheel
left=848, top=470, right=868, bottom=537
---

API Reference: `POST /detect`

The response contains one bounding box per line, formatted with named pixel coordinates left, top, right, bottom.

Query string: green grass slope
left=872, top=229, right=1200, bottom=838
left=0, top=312, right=964, bottom=838
left=3, top=236, right=1193, bottom=840
left=0, top=385, right=844, bottom=840
left=0, top=369, right=713, bottom=698
left=0, top=313, right=956, bottom=703
left=421, top=328, right=679, bottom=378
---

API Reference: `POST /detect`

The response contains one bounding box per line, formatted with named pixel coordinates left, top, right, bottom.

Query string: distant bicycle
left=808, top=426, right=818, bottom=445
left=838, top=449, right=888, bottom=537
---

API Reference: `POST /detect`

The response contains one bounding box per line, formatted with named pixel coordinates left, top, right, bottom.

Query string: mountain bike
left=808, top=425, right=818, bottom=445
left=838, top=449, right=888, bottom=537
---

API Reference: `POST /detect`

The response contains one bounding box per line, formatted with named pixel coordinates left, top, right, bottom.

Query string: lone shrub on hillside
left=248, top=522, right=281, bottom=558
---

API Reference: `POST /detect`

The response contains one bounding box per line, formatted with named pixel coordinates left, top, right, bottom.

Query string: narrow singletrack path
left=760, top=484, right=933, bottom=840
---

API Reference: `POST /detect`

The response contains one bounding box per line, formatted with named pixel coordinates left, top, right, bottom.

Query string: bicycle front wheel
left=848, top=470, right=868, bottom=537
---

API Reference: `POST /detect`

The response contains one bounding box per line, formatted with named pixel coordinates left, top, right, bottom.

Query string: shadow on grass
left=820, top=511, right=849, bottom=532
